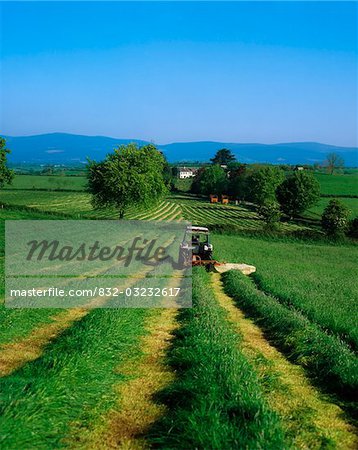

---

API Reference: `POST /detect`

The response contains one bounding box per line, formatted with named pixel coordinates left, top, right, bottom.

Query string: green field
left=307, top=196, right=358, bottom=218
left=214, top=234, right=358, bottom=350
left=0, top=172, right=357, bottom=448
left=4, top=174, right=87, bottom=191
left=314, top=172, right=358, bottom=197
left=148, top=268, right=285, bottom=449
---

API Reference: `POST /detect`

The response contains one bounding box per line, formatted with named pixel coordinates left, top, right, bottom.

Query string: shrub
left=347, top=216, right=358, bottom=239
left=321, top=199, right=350, bottom=236
left=277, top=171, right=320, bottom=218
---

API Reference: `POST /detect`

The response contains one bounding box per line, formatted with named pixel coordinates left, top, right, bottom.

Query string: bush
left=277, top=171, right=320, bottom=218
left=347, top=217, right=358, bottom=239
left=321, top=199, right=350, bottom=236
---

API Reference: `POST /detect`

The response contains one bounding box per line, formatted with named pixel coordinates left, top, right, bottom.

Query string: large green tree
left=277, top=171, right=320, bottom=218
left=87, top=143, right=168, bottom=219
left=227, top=163, right=248, bottom=200
left=246, top=165, right=284, bottom=206
left=210, top=148, right=236, bottom=165
left=0, top=137, right=14, bottom=189
left=199, top=165, right=228, bottom=195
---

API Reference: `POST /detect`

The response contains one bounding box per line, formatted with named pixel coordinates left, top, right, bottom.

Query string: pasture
left=307, top=196, right=358, bottom=218
left=314, top=171, right=358, bottom=196
left=4, top=174, right=87, bottom=191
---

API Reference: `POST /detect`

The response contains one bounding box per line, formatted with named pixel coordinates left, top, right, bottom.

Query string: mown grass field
left=0, top=172, right=357, bottom=448
left=214, top=234, right=358, bottom=351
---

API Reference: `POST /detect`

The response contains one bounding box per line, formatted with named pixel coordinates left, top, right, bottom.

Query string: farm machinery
left=179, top=226, right=256, bottom=274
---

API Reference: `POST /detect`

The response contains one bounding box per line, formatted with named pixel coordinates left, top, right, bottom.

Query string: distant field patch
left=314, top=172, right=358, bottom=197
left=307, top=197, right=358, bottom=218
left=4, top=175, right=87, bottom=191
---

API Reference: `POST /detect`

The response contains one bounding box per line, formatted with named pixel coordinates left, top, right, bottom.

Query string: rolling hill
left=4, top=133, right=357, bottom=166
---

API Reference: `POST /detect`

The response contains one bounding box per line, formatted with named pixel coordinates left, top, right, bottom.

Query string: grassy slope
left=0, top=190, right=113, bottom=218
left=172, top=194, right=302, bottom=232
left=0, top=191, right=179, bottom=220
left=148, top=268, right=286, bottom=449
left=306, top=172, right=358, bottom=219
left=213, top=233, right=358, bottom=351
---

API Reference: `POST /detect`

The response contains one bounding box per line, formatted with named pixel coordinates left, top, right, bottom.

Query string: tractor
left=178, top=225, right=256, bottom=274
left=179, top=226, right=213, bottom=267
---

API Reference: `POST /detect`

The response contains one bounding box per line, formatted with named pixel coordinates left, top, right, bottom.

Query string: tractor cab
left=179, top=226, right=213, bottom=266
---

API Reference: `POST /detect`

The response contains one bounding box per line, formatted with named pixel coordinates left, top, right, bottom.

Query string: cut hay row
left=0, top=263, right=157, bottom=377
left=214, top=233, right=358, bottom=353
left=149, top=203, right=181, bottom=221
left=223, top=270, right=358, bottom=402
left=0, top=307, right=151, bottom=448
left=73, top=275, right=183, bottom=449
left=166, top=208, right=183, bottom=222
left=0, top=249, right=182, bottom=448
left=211, top=272, right=357, bottom=449
left=179, top=201, right=303, bottom=231
left=142, top=201, right=172, bottom=220
left=0, top=190, right=298, bottom=229
left=0, top=229, right=166, bottom=370
left=145, top=267, right=286, bottom=449
left=127, top=201, right=167, bottom=220
left=181, top=204, right=260, bottom=229
left=127, top=201, right=182, bottom=222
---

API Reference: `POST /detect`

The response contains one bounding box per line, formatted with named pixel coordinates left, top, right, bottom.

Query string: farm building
left=177, top=167, right=198, bottom=179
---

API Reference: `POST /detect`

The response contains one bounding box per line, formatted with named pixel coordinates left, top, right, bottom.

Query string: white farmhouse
left=177, top=167, right=198, bottom=179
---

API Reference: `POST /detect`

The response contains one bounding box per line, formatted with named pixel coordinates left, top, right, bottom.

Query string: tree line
left=191, top=161, right=320, bottom=224
left=190, top=148, right=355, bottom=237
left=0, top=138, right=356, bottom=238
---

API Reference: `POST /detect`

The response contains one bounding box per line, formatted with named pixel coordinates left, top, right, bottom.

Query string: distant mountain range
left=4, top=133, right=358, bottom=166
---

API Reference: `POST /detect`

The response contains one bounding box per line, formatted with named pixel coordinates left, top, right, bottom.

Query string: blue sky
left=0, top=1, right=357, bottom=146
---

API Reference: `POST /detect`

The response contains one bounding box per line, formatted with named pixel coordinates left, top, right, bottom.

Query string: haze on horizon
left=0, top=2, right=357, bottom=147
